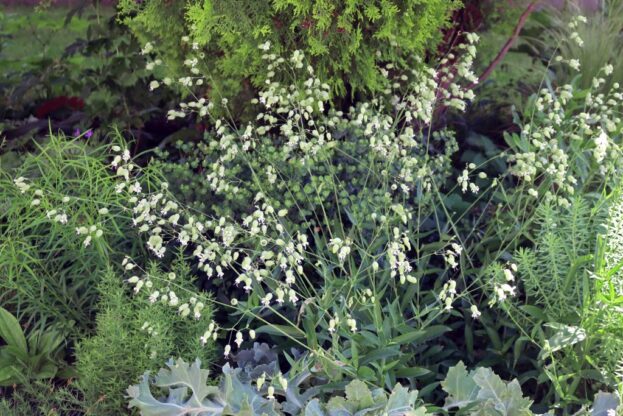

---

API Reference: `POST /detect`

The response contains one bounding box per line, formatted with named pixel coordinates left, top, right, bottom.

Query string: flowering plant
left=97, top=34, right=493, bottom=393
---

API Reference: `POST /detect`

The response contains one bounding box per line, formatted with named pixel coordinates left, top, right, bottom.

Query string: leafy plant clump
left=0, top=307, right=70, bottom=387
left=128, top=357, right=427, bottom=415
left=6, top=3, right=623, bottom=415
left=130, top=358, right=620, bottom=415
left=0, top=136, right=147, bottom=337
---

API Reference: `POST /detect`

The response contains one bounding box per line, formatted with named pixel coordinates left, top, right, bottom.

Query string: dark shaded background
left=1, top=0, right=117, bottom=5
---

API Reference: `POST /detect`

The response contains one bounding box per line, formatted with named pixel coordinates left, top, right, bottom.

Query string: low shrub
left=117, top=0, right=460, bottom=116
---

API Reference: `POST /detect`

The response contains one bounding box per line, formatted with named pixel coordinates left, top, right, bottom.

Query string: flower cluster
left=97, top=36, right=486, bottom=372
left=12, top=176, right=112, bottom=248
left=485, top=263, right=518, bottom=306
left=508, top=19, right=622, bottom=207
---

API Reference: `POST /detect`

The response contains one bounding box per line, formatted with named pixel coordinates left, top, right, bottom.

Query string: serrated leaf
left=326, top=396, right=353, bottom=416
left=473, top=368, right=532, bottom=415
left=386, top=384, right=418, bottom=415
left=442, top=363, right=534, bottom=415
left=128, top=358, right=279, bottom=416
left=304, top=380, right=421, bottom=416
left=345, top=380, right=374, bottom=408
left=154, top=358, right=212, bottom=408
left=305, top=399, right=326, bottom=416
left=441, top=362, right=479, bottom=409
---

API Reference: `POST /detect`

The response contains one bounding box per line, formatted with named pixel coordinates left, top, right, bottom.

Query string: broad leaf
left=442, top=363, right=533, bottom=415
left=473, top=368, right=532, bottom=415
left=0, top=307, right=28, bottom=354
left=591, top=392, right=620, bottom=416
left=303, top=380, right=420, bottom=416
left=128, top=358, right=279, bottom=416
left=441, top=361, right=479, bottom=409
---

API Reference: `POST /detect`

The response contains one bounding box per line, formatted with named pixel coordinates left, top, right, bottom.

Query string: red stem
left=470, top=0, right=540, bottom=89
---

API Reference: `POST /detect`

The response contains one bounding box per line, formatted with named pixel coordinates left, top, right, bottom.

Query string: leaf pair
left=0, top=307, right=68, bottom=386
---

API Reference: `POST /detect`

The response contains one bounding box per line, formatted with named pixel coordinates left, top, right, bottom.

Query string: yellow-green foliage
left=75, top=264, right=215, bottom=415
left=118, top=0, right=459, bottom=103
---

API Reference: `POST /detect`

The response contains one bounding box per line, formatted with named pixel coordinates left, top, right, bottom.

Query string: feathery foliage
left=76, top=265, right=215, bottom=414
left=117, top=0, right=459, bottom=115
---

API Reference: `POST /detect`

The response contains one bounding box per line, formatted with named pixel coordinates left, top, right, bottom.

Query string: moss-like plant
left=75, top=264, right=215, bottom=415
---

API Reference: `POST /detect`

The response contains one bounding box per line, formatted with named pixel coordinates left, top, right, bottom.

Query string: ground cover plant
left=0, top=1, right=622, bottom=415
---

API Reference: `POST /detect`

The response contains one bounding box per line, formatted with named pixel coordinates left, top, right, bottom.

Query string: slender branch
left=470, top=0, right=540, bottom=89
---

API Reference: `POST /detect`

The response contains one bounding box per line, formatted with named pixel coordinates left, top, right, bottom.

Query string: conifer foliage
left=118, top=0, right=459, bottom=102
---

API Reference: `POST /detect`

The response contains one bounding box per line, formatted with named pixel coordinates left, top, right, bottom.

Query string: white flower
left=328, top=318, right=336, bottom=333
left=470, top=305, right=481, bottom=319
left=603, top=64, right=614, bottom=76
left=141, top=42, right=154, bottom=55
left=503, top=269, right=515, bottom=282
left=594, top=130, right=609, bottom=163
left=338, top=245, right=351, bottom=261
left=234, top=331, right=243, bottom=348
left=168, top=291, right=179, bottom=307
left=14, top=177, right=31, bottom=193
left=54, top=213, right=68, bottom=224
left=223, top=344, right=231, bottom=358
left=256, top=373, right=266, bottom=390
left=568, top=59, right=581, bottom=71
left=261, top=293, right=273, bottom=307
left=570, top=31, right=583, bottom=47
left=179, top=303, right=191, bottom=318
left=346, top=317, right=357, bottom=332
left=278, top=374, right=288, bottom=390
left=149, top=291, right=160, bottom=303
